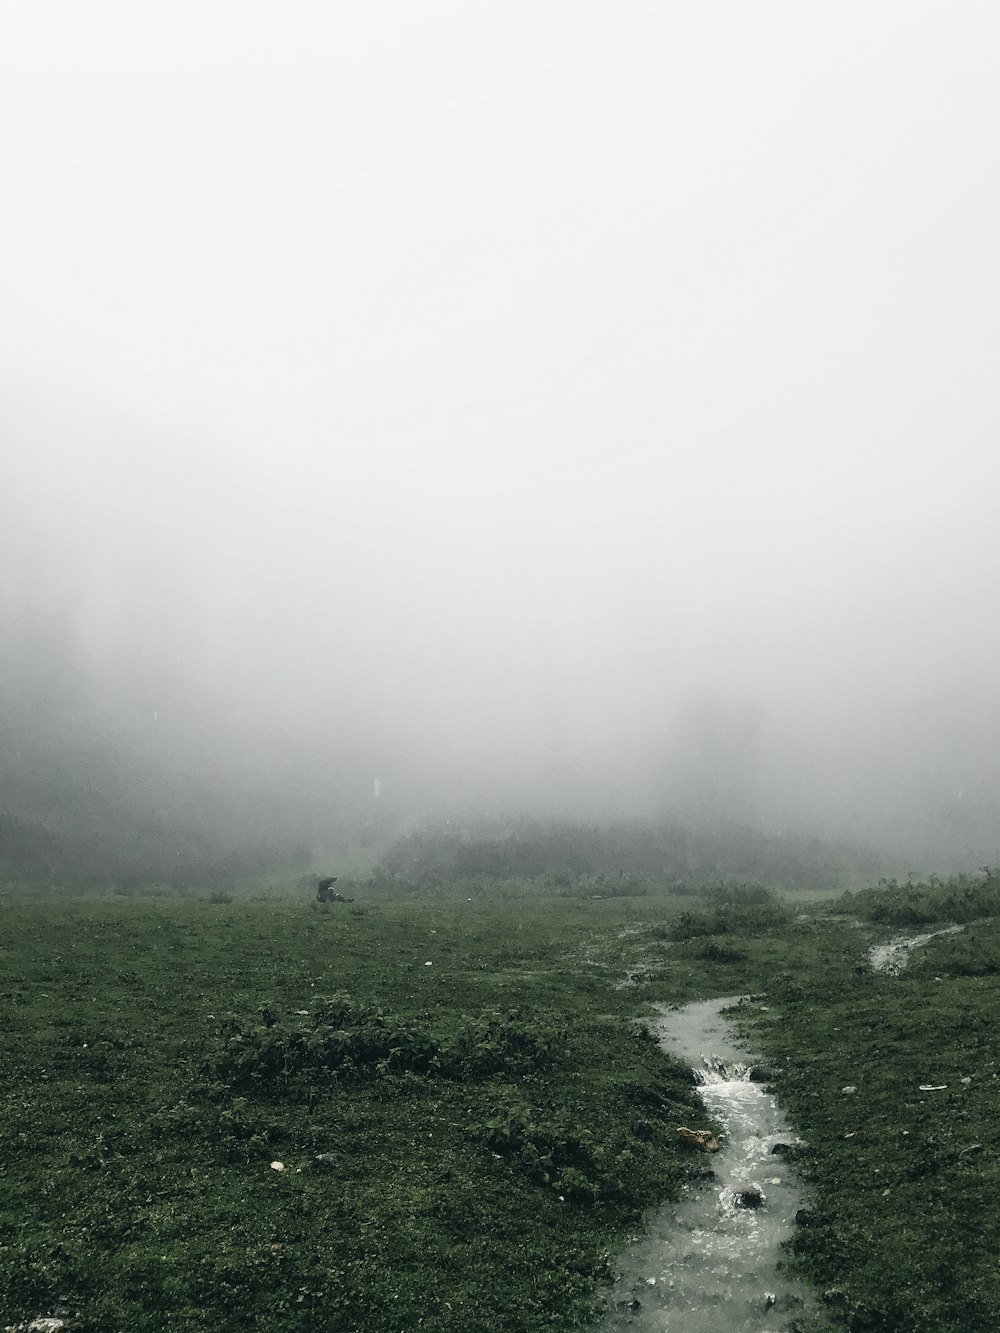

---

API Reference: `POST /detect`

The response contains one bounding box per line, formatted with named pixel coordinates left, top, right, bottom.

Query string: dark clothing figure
left=316, top=877, right=353, bottom=903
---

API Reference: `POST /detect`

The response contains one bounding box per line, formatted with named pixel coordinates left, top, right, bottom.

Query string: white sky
left=2, top=1, right=999, bottom=844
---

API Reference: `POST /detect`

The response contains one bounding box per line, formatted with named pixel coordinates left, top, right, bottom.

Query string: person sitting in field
left=316, top=876, right=353, bottom=903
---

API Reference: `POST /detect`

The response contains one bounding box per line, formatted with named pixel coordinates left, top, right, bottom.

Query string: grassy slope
left=641, top=881, right=1000, bottom=1332
left=3, top=880, right=1000, bottom=1332
left=0, top=891, right=709, bottom=1332
left=737, top=911, right=1000, bottom=1331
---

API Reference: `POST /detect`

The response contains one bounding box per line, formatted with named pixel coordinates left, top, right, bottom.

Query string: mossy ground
left=637, top=874, right=1000, bottom=1332
left=0, top=889, right=709, bottom=1331
left=2, top=877, right=999, bottom=1331
left=735, top=914, right=1000, bottom=1332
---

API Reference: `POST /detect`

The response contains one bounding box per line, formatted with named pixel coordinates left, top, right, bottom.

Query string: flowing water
left=868, top=924, right=963, bottom=973
left=598, top=997, right=812, bottom=1331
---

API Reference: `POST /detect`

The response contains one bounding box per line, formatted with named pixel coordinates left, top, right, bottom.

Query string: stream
left=867, top=924, right=963, bottom=973
left=598, top=997, right=812, bottom=1331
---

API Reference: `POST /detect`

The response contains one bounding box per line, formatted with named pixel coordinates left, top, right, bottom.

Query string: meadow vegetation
left=372, top=819, right=881, bottom=894
left=2, top=863, right=998, bottom=1330
left=735, top=872, right=1000, bottom=1332
left=0, top=885, right=707, bottom=1332
left=830, top=867, right=1000, bottom=926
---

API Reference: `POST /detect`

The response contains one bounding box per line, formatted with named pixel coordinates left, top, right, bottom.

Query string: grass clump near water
left=726, top=874, right=1000, bottom=1332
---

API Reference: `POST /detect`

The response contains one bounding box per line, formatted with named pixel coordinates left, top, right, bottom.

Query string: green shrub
left=213, top=997, right=564, bottom=1093
left=483, top=1101, right=605, bottom=1202
left=660, top=887, right=789, bottom=942
left=686, top=937, right=749, bottom=963
left=443, top=1009, right=565, bottom=1078
left=834, top=869, right=1000, bottom=927
left=216, top=998, right=439, bottom=1090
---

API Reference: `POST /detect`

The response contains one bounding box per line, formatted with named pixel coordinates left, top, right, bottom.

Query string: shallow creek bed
left=598, top=997, right=814, bottom=1331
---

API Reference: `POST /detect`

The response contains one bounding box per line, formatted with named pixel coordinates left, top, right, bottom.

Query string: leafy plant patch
left=482, top=1095, right=651, bottom=1205
left=833, top=868, right=1000, bottom=927
left=679, top=936, right=749, bottom=963
left=658, top=885, right=790, bottom=941
left=213, top=997, right=565, bottom=1093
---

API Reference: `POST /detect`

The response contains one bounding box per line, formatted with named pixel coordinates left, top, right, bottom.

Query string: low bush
left=213, top=997, right=564, bottom=1093
left=684, top=937, right=749, bottom=963
left=834, top=868, right=1000, bottom=927
left=482, top=1097, right=642, bottom=1205
left=702, top=882, right=777, bottom=906
left=444, top=1009, right=566, bottom=1078
left=659, top=885, right=790, bottom=942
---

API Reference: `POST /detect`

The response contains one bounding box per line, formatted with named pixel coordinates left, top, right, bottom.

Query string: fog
left=3, top=2, right=999, bottom=879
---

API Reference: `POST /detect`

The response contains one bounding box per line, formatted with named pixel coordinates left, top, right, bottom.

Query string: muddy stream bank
left=598, top=996, right=813, bottom=1331
left=597, top=923, right=968, bottom=1328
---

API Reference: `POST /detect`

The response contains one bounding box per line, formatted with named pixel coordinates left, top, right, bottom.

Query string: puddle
left=597, top=997, right=812, bottom=1331
left=868, top=925, right=963, bottom=974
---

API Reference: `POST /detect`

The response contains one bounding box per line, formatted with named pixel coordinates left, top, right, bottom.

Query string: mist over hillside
left=1, top=574, right=993, bottom=887
left=3, top=3, right=999, bottom=885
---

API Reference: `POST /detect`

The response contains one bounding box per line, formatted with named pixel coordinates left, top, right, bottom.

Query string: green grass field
left=0, top=888, right=712, bottom=1332
left=2, top=875, right=999, bottom=1331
